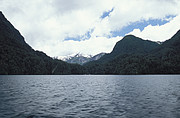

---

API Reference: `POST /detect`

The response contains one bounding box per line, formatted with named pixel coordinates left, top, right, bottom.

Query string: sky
left=0, top=0, right=180, bottom=57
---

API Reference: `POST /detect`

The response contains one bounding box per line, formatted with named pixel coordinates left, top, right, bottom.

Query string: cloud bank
left=0, top=0, right=180, bottom=57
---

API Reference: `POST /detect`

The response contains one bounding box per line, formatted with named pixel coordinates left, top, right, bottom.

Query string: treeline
left=0, top=11, right=180, bottom=75
left=84, top=31, right=180, bottom=74
left=0, top=47, right=87, bottom=75
left=0, top=11, right=86, bottom=75
left=84, top=54, right=180, bottom=74
left=0, top=33, right=87, bottom=75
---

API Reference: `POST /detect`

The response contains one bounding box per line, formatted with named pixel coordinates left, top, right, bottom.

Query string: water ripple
left=0, top=75, right=180, bottom=118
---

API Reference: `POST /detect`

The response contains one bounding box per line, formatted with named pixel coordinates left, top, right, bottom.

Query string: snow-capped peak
left=58, top=53, right=105, bottom=65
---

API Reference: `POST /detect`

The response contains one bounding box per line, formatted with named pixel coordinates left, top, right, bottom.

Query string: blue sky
left=101, top=8, right=114, bottom=19
left=1, top=0, right=180, bottom=57
left=111, top=15, right=176, bottom=37
left=65, top=15, right=176, bottom=41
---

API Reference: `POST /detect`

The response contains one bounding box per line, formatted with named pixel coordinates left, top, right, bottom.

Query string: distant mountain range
left=0, top=11, right=179, bottom=75
left=60, top=53, right=105, bottom=65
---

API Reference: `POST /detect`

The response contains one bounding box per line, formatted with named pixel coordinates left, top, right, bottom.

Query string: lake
left=0, top=75, right=180, bottom=118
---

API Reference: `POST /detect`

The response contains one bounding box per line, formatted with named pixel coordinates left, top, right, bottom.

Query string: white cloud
left=38, top=36, right=122, bottom=57
left=0, top=0, right=180, bottom=57
left=128, top=15, right=180, bottom=41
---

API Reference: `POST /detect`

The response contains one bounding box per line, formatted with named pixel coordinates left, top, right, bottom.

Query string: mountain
left=0, top=11, right=86, bottom=75
left=88, top=35, right=160, bottom=64
left=85, top=31, right=180, bottom=74
left=61, top=53, right=105, bottom=65
left=0, top=11, right=179, bottom=75
left=112, top=35, right=159, bottom=55
left=60, top=53, right=91, bottom=65
left=91, top=53, right=106, bottom=61
left=153, top=30, right=180, bottom=56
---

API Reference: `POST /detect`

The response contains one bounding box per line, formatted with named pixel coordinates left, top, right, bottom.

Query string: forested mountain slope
left=85, top=31, right=180, bottom=74
left=0, top=11, right=86, bottom=75
left=0, top=11, right=179, bottom=75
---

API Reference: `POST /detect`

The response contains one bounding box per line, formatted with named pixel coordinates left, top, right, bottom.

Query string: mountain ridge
left=0, top=11, right=179, bottom=74
left=85, top=30, right=180, bottom=74
left=92, top=34, right=160, bottom=64
left=0, top=11, right=86, bottom=75
left=60, top=53, right=106, bottom=65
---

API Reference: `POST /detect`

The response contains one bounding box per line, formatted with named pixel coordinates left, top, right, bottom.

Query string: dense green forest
left=0, top=11, right=86, bottom=75
left=84, top=31, right=180, bottom=74
left=0, top=11, right=180, bottom=75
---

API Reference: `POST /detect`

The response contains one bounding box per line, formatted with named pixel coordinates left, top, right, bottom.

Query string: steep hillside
left=96, top=35, right=159, bottom=63
left=0, top=11, right=179, bottom=75
left=0, top=11, right=86, bottom=75
left=85, top=31, right=180, bottom=74
left=112, top=35, right=159, bottom=55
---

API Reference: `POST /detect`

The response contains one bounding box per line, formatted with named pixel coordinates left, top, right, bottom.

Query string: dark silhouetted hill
left=0, top=11, right=86, bottom=75
left=85, top=31, right=180, bottom=74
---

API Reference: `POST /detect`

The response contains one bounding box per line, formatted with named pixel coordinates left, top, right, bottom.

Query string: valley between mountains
left=0, top=11, right=180, bottom=75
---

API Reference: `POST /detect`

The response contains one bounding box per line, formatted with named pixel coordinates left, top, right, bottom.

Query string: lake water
left=0, top=75, right=180, bottom=118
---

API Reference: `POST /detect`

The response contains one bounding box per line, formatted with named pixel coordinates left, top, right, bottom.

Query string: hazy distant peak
left=60, top=53, right=106, bottom=65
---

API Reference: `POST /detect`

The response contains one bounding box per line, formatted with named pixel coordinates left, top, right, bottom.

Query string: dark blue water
left=0, top=75, right=180, bottom=118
